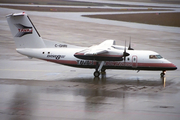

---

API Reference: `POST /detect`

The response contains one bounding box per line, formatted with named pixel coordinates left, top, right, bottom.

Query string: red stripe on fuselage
left=138, top=63, right=176, bottom=68
left=44, top=59, right=77, bottom=65
left=42, top=59, right=177, bottom=70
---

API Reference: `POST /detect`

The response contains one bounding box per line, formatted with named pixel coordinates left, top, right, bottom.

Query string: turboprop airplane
left=6, top=12, right=177, bottom=77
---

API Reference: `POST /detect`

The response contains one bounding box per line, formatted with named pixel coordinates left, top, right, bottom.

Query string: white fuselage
left=16, top=47, right=177, bottom=71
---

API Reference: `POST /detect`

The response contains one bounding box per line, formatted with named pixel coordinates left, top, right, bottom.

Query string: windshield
left=149, top=55, right=163, bottom=59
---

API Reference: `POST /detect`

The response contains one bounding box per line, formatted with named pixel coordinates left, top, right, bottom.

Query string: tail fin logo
left=15, top=24, right=33, bottom=37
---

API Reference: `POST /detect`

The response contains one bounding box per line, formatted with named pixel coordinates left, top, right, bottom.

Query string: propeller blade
left=124, top=40, right=126, bottom=54
left=128, top=37, right=134, bottom=50
left=123, top=41, right=130, bottom=63
left=123, top=41, right=130, bottom=57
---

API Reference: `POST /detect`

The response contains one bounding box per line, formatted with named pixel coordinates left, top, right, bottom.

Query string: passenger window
left=42, top=52, right=45, bottom=54
left=134, top=58, right=136, bottom=61
left=48, top=52, right=50, bottom=54
left=127, top=58, right=130, bottom=61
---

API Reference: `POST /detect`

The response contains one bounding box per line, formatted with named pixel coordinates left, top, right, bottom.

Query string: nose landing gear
left=160, top=70, right=166, bottom=77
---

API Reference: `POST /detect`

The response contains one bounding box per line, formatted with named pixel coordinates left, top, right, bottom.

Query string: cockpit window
left=156, top=55, right=163, bottom=59
left=149, top=55, right=163, bottom=59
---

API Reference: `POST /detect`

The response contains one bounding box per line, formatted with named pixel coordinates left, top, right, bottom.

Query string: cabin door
left=132, top=55, right=138, bottom=68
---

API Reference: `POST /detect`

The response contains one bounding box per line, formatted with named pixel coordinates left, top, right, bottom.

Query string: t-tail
left=6, top=12, right=46, bottom=48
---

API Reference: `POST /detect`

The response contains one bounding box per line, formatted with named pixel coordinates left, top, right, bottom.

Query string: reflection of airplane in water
left=6, top=12, right=177, bottom=77
left=162, top=77, right=166, bottom=88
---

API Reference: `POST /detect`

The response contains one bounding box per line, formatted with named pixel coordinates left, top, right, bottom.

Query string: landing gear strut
left=160, top=70, right=166, bottom=77
left=94, top=61, right=105, bottom=77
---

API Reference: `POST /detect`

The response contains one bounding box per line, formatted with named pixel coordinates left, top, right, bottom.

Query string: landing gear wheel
left=94, top=71, right=100, bottom=77
left=160, top=73, right=165, bottom=77
left=160, top=70, right=166, bottom=77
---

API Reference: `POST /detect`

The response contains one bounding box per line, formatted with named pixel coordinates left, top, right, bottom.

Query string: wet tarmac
left=0, top=63, right=180, bottom=120
left=0, top=1, right=180, bottom=120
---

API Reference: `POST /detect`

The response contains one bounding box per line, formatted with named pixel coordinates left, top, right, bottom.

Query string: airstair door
left=132, top=55, right=138, bottom=68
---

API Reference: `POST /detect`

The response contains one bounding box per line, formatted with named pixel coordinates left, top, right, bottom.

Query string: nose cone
left=170, top=63, right=177, bottom=70
left=166, top=63, right=177, bottom=70
left=162, top=59, right=177, bottom=70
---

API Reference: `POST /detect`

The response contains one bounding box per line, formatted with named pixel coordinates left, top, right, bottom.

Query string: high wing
left=84, top=48, right=108, bottom=56
left=74, top=40, right=124, bottom=61
left=84, top=40, right=115, bottom=55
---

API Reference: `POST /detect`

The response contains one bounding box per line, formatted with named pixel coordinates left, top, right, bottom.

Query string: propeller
left=123, top=41, right=130, bottom=63
left=128, top=37, right=134, bottom=50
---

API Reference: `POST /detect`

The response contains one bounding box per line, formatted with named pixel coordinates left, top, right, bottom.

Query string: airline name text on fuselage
left=47, top=55, right=65, bottom=60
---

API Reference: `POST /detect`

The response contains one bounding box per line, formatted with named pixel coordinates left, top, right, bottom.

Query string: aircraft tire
left=94, top=71, right=100, bottom=77
left=160, top=73, right=165, bottom=77
left=160, top=70, right=166, bottom=77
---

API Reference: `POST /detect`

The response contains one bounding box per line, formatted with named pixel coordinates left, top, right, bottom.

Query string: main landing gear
left=94, top=69, right=106, bottom=77
left=160, top=70, right=166, bottom=77
left=94, top=61, right=105, bottom=77
left=94, top=71, right=100, bottom=77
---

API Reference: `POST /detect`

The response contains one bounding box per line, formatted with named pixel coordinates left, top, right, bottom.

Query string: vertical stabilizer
left=6, top=12, right=46, bottom=48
